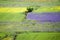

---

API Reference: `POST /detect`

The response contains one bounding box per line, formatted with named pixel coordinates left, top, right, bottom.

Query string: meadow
left=0, top=32, right=60, bottom=40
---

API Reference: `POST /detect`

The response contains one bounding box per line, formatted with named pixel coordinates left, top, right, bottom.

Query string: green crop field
left=0, top=12, right=25, bottom=22
left=16, top=32, right=60, bottom=40
left=0, top=32, right=60, bottom=40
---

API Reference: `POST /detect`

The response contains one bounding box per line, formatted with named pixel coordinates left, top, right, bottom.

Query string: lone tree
left=22, top=7, right=34, bottom=21
left=27, top=7, right=33, bottom=12
left=23, top=6, right=40, bottom=21
left=25, top=7, right=33, bottom=16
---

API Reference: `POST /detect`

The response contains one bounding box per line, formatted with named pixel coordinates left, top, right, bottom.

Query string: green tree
left=27, top=7, right=33, bottom=12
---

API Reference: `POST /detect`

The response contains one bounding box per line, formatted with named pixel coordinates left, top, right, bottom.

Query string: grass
left=0, top=12, right=25, bottom=22
left=16, top=32, right=60, bottom=40
left=0, top=1, right=60, bottom=7
left=33, top=6, right=60, bottom=13
left=0, top=7, right=27, bottom=13
left=0, top=6, right=60, bottom=13
left=0, top=32, right=60, bottom=40
left=0, top=32, right=6, bottom=38
left=2, top=37, right=12, bottom=40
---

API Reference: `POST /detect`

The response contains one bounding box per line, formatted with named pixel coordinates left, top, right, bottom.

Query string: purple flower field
left=27, top=12, right=60, bottom=22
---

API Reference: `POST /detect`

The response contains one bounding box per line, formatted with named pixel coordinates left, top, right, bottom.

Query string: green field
left=0, top=1, right=60, bottom=7
left=0, top=32, right=60, bottom=40
left=16, top=32, right=60, bottom=40
left=0, top=12, right=26, bottom=22
left=33, top=6, right=60, bottom=13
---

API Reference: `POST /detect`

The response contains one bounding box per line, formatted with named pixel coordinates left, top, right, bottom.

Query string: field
left=16, top=32, right=60, bottom=40
left=0, top=6, right=60, bottom=13
left=33, top=6, right=60, bottom=12
left=0, top=0, right=60, bottom=40
left=0, top=7, right=27, bottom=13
left=0, top=1, right=60, bottom=7
left=0, top=13, right=26, bottom=22
left=0, top=32, right=60, bottom=40
left=0, top=6, right=60, bottom=31
left=0, top=7, right=60, bottom=40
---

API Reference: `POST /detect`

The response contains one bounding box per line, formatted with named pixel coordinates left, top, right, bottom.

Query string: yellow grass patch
left=2, top=37, right=13, bottom=40
left=0, top=7, right=27, bottom=13
left=34, top=6, right=60, bottom=12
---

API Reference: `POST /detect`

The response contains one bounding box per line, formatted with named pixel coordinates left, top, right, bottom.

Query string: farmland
left=0, top=0, right=60, bottom=40
left=16, top=32, right=60, bottom=40
left=0, top=0, right=60, bottom=7
left=0, top=7, right=27, bottom=13
left=0, top=6, right=60, bottom=40
left=0, top=6, right=60, bottom=30
left=33, top=6, right=60, bottom=12
left=0, top=32, right=60, bottom=40
left=0, top=7, right=60, bottom=40
left=0, top=6, right=60, bottom=13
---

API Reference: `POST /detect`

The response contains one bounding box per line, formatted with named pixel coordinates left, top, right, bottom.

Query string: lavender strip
left=27, top=12, right=60, bottom=22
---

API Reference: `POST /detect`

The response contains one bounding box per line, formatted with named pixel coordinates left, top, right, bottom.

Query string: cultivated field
left=0, top=6, right=60, bottom=13
left=0, top=32, right=60, bottom=40
left=0, top=1, right=60, bottom=40
left=0, top=7, right=27, bottom=13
